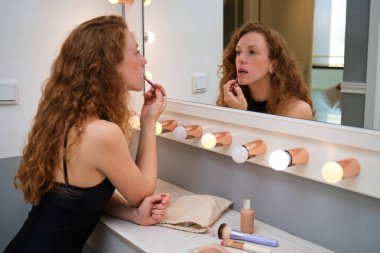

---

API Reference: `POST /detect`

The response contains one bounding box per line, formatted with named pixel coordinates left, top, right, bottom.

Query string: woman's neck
left=247, top=77, right=271, bottom=102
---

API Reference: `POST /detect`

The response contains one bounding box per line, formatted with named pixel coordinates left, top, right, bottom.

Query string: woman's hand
left=135, top=193, right=171, bottom=226
left=223, top=79, right=248, bottom=110
left=140, top=84, right=167, bottom=124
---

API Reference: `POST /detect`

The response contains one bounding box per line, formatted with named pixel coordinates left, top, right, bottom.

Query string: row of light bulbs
left=130, top=117, right=361, bottom=184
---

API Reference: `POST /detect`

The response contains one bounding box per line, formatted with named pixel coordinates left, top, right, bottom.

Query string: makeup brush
left=221, top=239, right=272, bottom=253
left=218, top=223, right=278, bottom=247
left=143, top=75, right=165, bottom=96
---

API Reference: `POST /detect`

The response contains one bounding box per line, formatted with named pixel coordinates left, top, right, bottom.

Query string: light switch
left=192, top=73, right=207, bottom=93
left=0, top=80, right=18, bottom=105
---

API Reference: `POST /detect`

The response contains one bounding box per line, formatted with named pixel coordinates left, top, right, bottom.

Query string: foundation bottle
left=240, top=198, right=254, bottom=234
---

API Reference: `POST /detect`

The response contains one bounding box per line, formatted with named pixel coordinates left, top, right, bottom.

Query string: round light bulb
left=231, top=145, right=249, bottom=163
left=156, top=122, right=162, bottom=135
left=109, top=0, right=119, bottom=4
left=129, top=115, right=140, bottom=129
left=173, top=126, right=187, bottom=140
left=144, top=71, right=153, bottom=81
left=268, top=150, right=291, bottom=171
left=144, top=31, right=155, bottom=44
left=321, top=161, right=344, bottom=183
left=201, top=133, right=217, bottom=149
left=144, top=0, right=152, bottom=6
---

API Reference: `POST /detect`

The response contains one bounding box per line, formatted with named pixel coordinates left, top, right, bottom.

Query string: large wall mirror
left=143, top=0, right=380, bottom=131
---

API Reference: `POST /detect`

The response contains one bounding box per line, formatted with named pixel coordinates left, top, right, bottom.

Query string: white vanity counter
left=87, top=179, right=334, bottom=253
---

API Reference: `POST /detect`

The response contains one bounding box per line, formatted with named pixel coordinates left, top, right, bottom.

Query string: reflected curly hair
left=216, top=22, right=314, bottom=115
left=15, top=15, right=134, bottom=205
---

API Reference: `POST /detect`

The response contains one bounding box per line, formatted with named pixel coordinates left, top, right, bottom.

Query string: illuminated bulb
left=201, top=132, right=232, bottom=149
left=268, top=148, right=308, bottom=171
left=109, top=0, right=119, bottom=3
left=231, top=140, right=266, bottom=163
left=321, top=158, right=360, bottom=183
left=201, top=133, right=217, bottom=149
left=144, top=0, right=152, bottom=6
left=144, top=71, right=153, bottom=81
left=156, top=122, right=163, bottom=135
left=268, top=150, right=292, bottom=171
left=160, top=120, right=177, bottom=133
left=129, top=115, right=140, bottom=129
left=173, top=125, right=203, bottom=140
left=144, top=31, right=156, bottom=44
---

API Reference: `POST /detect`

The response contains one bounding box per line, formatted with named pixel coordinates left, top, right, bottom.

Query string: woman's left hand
left=135, top=193, right=171, bottom=226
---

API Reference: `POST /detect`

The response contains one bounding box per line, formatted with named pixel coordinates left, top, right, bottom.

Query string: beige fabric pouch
left=158, top=194, right=233, bottom=233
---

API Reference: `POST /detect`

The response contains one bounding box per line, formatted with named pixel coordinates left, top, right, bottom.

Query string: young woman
left=216, top=22, right=314, bottom=120
left=5, top=15, right=170, bottom=252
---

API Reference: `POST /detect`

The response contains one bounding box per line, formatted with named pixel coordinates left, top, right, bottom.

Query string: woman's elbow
left=129, top=187, right=155, bottom=207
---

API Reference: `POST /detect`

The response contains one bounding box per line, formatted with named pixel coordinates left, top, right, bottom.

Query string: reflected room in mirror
left=143, top=0, right=378, bottom=130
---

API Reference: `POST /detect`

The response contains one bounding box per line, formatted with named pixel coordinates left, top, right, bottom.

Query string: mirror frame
left=364, top=0, right=380, bottom=129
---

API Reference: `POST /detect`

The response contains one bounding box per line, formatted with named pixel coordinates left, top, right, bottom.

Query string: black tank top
left=242, top=86, right=268, bottom=113
left=4, top=138, right=115, bottom=253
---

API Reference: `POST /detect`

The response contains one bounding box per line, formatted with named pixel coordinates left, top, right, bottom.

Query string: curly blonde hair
left=216, top=22, right=314, bottom=115
left=15, top=15, right=134, bottom=205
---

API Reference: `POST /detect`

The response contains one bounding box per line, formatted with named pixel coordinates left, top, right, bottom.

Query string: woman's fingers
left=223, top=79, right=237, bottom=94
left=151, top=208, right=167, bottom=215
left=152, top=193, right=171, bottom=209
left=151, top=213, right=164, bottom=222
left=154, top=83, right=166, bottom=97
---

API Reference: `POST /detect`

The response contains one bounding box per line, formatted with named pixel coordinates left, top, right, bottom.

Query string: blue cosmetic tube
left=229, top=229, right=278, bottom=247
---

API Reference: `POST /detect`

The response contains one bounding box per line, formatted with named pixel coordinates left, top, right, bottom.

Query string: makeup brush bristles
left=218, top=223, right=231, bottom=239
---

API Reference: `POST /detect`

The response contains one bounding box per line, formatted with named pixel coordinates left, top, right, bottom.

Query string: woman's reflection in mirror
left=216, top=22, right=314, bottom=120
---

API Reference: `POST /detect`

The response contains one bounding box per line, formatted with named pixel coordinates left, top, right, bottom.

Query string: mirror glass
left=143, top=0, right=377, bottom=130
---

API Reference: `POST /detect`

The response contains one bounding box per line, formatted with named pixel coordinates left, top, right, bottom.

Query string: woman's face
left=235, top=31, right=274, bottom=85
left=117, top=31, right=147, bottom=91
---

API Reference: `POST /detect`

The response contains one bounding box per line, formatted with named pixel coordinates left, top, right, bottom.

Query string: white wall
left=144, top=0, right=223, bottom=105
left=0, top=0, right=123, bottom=158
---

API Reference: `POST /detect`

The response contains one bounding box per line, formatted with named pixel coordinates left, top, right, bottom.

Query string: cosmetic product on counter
left=218, top=223, right=278, bottom=247
left=191, top=243, right=231, bottom=253
left=221, top=239, right=272, bottom=253
left=240, top=198, right=255, bottom=233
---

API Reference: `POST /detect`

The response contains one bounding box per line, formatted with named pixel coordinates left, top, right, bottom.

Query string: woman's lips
left=237, top=67, right=248, bottom=76
left=237, top=71, right=248, bottom=78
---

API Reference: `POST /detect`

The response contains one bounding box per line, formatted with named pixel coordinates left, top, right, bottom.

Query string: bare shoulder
left=285, top=98, right=313, bottom=120
left=82, top=119, right=125, bottom=147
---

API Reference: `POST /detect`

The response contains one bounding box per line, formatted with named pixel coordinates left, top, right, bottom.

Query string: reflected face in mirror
left=235, top=32, right=274, bottom=88
left=216, top=22, right=314, bottom=120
